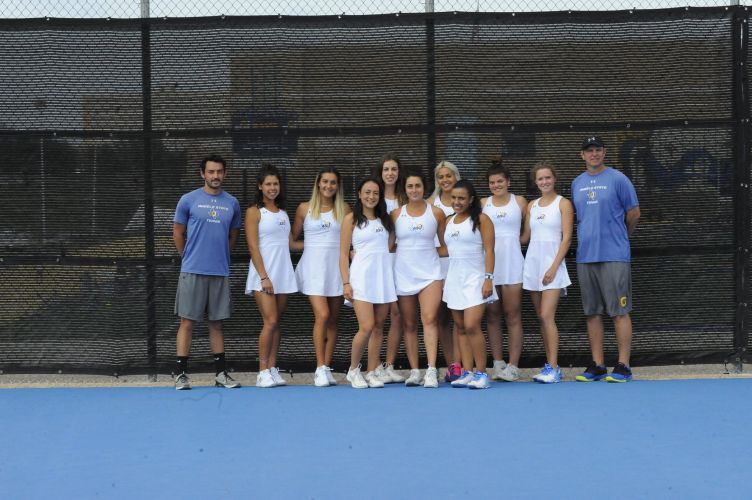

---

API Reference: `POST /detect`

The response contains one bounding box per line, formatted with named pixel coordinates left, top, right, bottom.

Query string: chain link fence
left=1, top=0, right=746, bottom=18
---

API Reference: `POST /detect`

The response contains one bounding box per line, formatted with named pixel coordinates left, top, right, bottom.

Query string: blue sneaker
left=451, top=370, right=473, bottom=387
left=468, top=371, right=491, bottom=389
left=605, top=362, right=633, bottom=383
left=576, top=362, right=608, bottom=382
left=532, top=363, right=562, bottom=384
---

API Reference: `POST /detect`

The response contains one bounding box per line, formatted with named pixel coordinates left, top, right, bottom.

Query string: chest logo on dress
left=495, top=211, right=507, bottom=219
left=536, top=213, right=546, bottom=221
left=410, top=223, right=424, bottom=232
left=277, top=217, right=287, bottom=226
left=374, top=226, right=384, bottom=233
left=449, top=230, right=460, bottom=238
left=321, top=221, right=331, bottom=229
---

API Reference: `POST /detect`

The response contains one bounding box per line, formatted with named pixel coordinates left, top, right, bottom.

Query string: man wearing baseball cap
left=572, top=136, right=640, bottom=382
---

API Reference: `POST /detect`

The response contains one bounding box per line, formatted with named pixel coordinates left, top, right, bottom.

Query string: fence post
left=732, top=6, right=750, bottom=372
left=425, top=7, right=436, bottom=176
left=141, top=15, right=157, bottom=380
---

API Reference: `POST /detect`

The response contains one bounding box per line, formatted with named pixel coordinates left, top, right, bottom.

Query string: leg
left=536, top=289, right=561, bottom=367
left=254, top=291, right=280, bottom=371
left=451, top=310, right=474, bottom=372
left=207, top=320, right=224, bottom=354
left=587, top=314, right=605, bottom=365
left=417, top=281, right=443, bottom=368
left=176, top=318, right=194, bottom=357
left=324, top=296, right=342, bottom=367
left=397, top=294, right=421, bottom=370
left=456, top=323, right=471, bottom=370
left=613, top=313, right=633, bottom=365
left=309, top=296, right=331, bottom=367
left=268, top=294, right=288, bottom=368
left=485, top=288, right=504, bottom=362
left=437, top=301, right=454, bottom=366
left=501, top=284, right=524, bottom=367
left=385, top=302, right=404, bottom=366
left=461, top=303, right=488, bottom=372
left=367, top=306, right=387, bottom=372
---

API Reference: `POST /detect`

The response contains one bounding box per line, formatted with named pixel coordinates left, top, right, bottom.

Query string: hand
left=482, top=278, right=493, bottom=299
left=542, top=266, right=556, bottom=286
left=343, top=283, right=354, bottom=301
left=262, top=277, right=274, bottom=295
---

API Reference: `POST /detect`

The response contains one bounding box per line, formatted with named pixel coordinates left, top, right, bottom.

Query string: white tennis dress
left=433, top=196, right=454, bottom=279
left=349, top=218, right=397, bottom=304
left=295, top=209, right=342, bottom=296
left=522, top=195, right=571, bottom=291
left=245, top=207, right=298, bottom=294
left=394, top=203, right=442, bottom=296
left=442, top=215, right=498, bottom=310
left=385, top=197, right=400, bottom=214
left=483, top=195, right=524, bottom=285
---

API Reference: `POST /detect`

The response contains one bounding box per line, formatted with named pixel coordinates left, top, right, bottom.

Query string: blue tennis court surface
left=1, top=379, right=748, bottom=499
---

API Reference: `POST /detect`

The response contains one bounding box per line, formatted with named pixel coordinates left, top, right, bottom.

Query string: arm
left=542, top=198, right=574, bottom=286
left=245, top=207, right=273, bottom=294
left=520, top=200, right=533, bottom=245
left=479, top=214, right=495, bottom=299
left=339, top=214, right=355, bottom=301
left=434, top=206, right=448, bottom=258
left=173, top=223, right=187, bottom=256
left=625, top=206, right=640, bottom=237
left=290, top=203, right=308, bottom=253
left=516, top=195, right=528, bottom=239
left=389, top=209, right=400, bottom=253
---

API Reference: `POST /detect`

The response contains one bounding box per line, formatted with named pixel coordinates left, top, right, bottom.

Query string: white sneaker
left=324, top=365, right=337, bottom=385
left=491, top=360, right=508, bottom=380
left=451, top=370, right=474, bottom=388
left=405, top=368, right=422, bottom=386
left=365, top=370, right=385, bottom=388
left=314, top=366, right=330, bottom=387
left=468, top=371, right=491, bottom=389
left=373, top=363, right=393, bottom=383
left=256, top=369, right=276, bottom=388
left=270, top=367, right=286, bottom=386
left=346, top=365, right=368, bottom=389
left=423, top=367, right=439, bottom=388
left=384, top=364, right=405, bottom=383
left=499, top=364, right=520, bottom=382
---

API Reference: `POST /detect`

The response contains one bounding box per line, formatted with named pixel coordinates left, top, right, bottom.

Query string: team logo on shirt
left=321, top=221, right=331, bottom=229
left=536, top=213, right=546, bottom=221
left=587, top=190, right=596, bottom=201
left=374, top=226, right=384, bottom=233
left=495, top=211, right=507, bottom=219
left=210, top=210, right=218, bottom=219
left=277, top=217, right=287, bottom=226
left=619, top=296, right=628, bottom=308
left=449, top=230, right=460, bottom=238
left=410, top=223, right=424, bottom=232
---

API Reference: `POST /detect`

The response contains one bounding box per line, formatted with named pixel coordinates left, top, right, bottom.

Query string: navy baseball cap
left=581, top=136, right=605, bottom=149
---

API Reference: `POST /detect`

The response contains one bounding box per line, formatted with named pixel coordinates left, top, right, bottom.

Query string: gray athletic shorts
left=174, top=272, right=233, bottom=321
left=577, top=262, right=632, bottom=317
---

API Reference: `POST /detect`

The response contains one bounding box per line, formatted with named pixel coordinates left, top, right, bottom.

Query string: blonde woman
left=292, top=167, right=351, bottom=387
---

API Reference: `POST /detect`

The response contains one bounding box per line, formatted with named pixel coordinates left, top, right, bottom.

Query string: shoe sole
left=468, top=384, right=490, bottom=389
left=575, top=375, right=607, bottom=382
left=405, top=380, right=421, bottom=387
left=215, top=382, right=240, bottom=388
left=175, top=386, right=191, bottom=390
left=605, top=376, right=631, bottom=383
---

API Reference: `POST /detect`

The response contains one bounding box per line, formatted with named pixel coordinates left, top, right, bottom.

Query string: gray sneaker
left=175, top=372, right=191, bottom=390
left=215, top=371, right=241, bottom=389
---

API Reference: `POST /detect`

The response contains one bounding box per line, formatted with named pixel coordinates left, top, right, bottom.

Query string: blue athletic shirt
left=571, top=167, right=639, bottom=263
left=174, top=188, right=242, bottom=276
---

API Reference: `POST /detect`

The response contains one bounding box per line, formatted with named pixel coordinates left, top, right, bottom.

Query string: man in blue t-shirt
left=572, top=137, right=640, bottom=383
left=172, top=154, right=242, bottom=390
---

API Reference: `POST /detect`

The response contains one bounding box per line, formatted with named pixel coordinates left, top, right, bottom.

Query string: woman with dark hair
left=245, top=163, right=300, bottom=388
left=522, top=162, right=573, bottom=384
left=339, top=177, right=397, bottom=389
left=292, top=167, right=351, bottom=387
left=427, top=160, right=465, bottom=382
left=481, top=156, right=527, bottom=382
left=367, top=153, right=408, bottom=384
left=391, top=169, right=446, bottom=387
left=442, top=179, right=497, bottom=389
